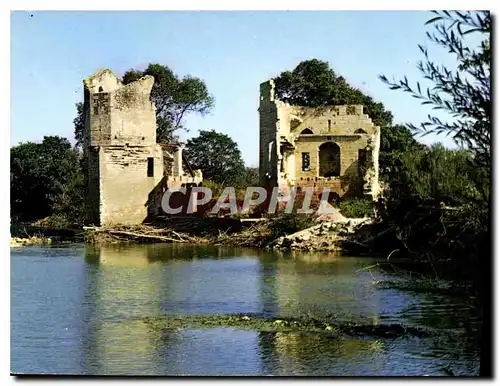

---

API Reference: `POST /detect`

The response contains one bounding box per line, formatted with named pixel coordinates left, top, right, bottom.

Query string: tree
left=73, top=102, right=85, bottom=150
left=11, top=136, right=83, bottom=222
left=380, top=124, right=427, bottom=177
left=274, top=59, right=394, bottom=128
left=392, top=143, right=480, bottom=205
left=380, top=11, right=490, bottom=181
left=184, top=130, right=246, bottom=186
left=73, top=63, right=214, bottom=146
left=379, top=12, right=491, bottom=375
left=122, top=63, right=214, bottom=142
left=50, top=170, right=86, bottom=226
left=240, top=166, right=260, bottom=187
left=273, top=59, right=416, bottom=175
left=378, top=11, right=491, bottom=217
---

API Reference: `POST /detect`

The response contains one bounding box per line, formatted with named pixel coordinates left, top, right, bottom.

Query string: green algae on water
left=143, top=313, right=435, bottom=338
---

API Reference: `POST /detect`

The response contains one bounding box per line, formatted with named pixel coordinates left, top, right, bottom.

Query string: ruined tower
left=83, top=69, right=165, bottom=225
left=258, top=80, right=279, bottom=189
left=258, top=79, right=381, bottom=200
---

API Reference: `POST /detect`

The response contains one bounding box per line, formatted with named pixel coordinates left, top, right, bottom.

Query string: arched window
left=354, top=128, right=368, bottom=134
left=319, top=142, right=341, bottom=177
left=98, top=86, right=104, bottom=92
left=300, top=128, right=313, bottom=135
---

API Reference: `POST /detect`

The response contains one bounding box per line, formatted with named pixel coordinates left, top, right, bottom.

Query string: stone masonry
left=83, top=69, right=202, bottom=226
left=259, top=79, right=381, bottom=200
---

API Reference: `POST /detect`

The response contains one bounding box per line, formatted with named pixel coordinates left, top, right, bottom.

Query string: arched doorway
left=319, top=142, right=341, bottom=177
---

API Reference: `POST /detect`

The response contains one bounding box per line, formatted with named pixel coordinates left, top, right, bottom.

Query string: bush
left=392, top=144, right=482, bottom=206
left=32, top=214, right=76, bottom=228
left=339, top=199, right=374, bottom=218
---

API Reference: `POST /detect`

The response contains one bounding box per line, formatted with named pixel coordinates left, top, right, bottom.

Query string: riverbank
left=10, top=236, right=53, bottom=248
left=8, top=211, right=439, bottom=260
left=79, top=213, right=372, bottom=253
left=9, top=212, right=483, bottom=288
left=10, top=221, right=85, bottom=247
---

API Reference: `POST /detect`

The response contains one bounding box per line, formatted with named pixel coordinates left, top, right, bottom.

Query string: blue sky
left=11, top=10, right=459, bottom=166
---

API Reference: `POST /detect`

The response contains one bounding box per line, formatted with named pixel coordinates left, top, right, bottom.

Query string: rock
left=273, top=216, right=373, bottom=252
left=299, top=233, right=311, bottom=241
left=315, top=203, right=347, bottom=223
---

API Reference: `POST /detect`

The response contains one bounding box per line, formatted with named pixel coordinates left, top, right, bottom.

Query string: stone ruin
left=82, top=70, right=381, bottom=226
left=259, top=79, right=381, bottom=201
left=83, top=69, right=202, bottom=226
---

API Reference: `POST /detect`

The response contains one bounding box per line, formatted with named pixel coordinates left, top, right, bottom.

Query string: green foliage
left=185, top=129, right=246, bottom=186
left=11, top=136, right=85, bottom=223
left=380, top=11, right=490, bottom=206
left=199, top=179, right=223, bottom=195
left=73, top=102, right=85, bottom=149
left=73, top=64, right=214, bottom=145
left=121, top=69, right=143, bottom=84
left=239, top=166, right=260, bottom=187
left=376, top=11, right=491, bottom=306
left=390, top=144, right=481, bottom=205
left=50, top=170, right=86, bottom=226
left=274, top=59, right=394, bottom=128
left=380, top=124, right=427, bottom=178
left=339, top=199, right=374, bottom=218
left=122, top=63, right=215, bottom=142
left=380, top=11, right=491, bottom=176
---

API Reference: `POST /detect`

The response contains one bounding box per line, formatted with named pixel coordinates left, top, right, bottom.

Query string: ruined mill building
left=259, top=79, right=381, bottom=200
left=83, top=69, right=202, bottom=226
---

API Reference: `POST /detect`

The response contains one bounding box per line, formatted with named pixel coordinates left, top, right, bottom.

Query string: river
left=11, top=243, right=480, bottom=376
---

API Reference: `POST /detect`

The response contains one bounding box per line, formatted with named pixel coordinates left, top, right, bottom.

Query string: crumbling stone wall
left=98, top=145, right=164, bottom=225
left=83, top=68, right=203, bottom=225
left=259, top=79, right=381, bottom=200
left=86, top=148, right=101, bottom=224
left=84, top=69, right=164, bottom=225
left=258, top=81, right=279, bottom=187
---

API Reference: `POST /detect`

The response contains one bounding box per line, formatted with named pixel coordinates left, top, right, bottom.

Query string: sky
left=11, top=10, right=460, bottom=166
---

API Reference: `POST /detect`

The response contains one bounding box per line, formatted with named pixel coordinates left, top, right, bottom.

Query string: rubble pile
left=272, top=217, right=371, bottom=252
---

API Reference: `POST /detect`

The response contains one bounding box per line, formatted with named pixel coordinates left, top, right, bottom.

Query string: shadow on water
left=10, top=243, right=480, bottom=375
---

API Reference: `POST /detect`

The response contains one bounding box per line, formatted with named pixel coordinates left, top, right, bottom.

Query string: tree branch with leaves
left=380, top=11, right=491, bottom=171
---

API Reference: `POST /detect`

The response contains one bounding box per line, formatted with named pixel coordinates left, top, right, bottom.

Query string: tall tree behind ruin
left=184, top=129, right=246, bottom=186
left=74, top=63, right=214, bottom=147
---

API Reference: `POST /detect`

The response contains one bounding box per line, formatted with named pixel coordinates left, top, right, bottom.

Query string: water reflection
left=81, top=245, right=169, bottom=374
left=257, top=332, right=387, bottom=376
left=10, top=244, right=480, bottom=375
left=84, top=244, right=387, bottom=323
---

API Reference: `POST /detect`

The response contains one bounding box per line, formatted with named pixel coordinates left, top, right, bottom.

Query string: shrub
left=339, top=199, right=374, bottom=218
